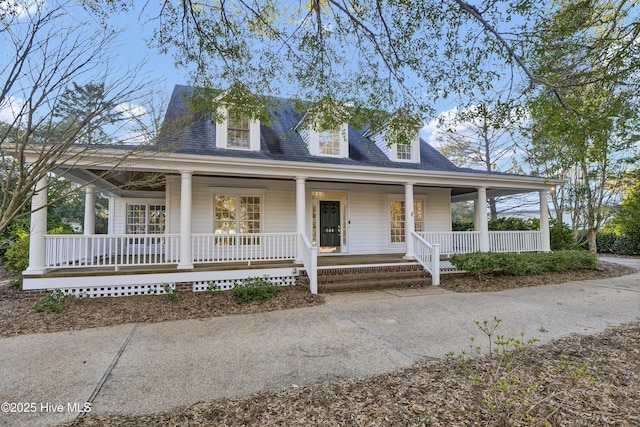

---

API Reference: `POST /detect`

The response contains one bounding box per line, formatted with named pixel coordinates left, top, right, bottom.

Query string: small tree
left=0, top=1, right=157, bottom=238
left=611, top=175, right=640, bottom=251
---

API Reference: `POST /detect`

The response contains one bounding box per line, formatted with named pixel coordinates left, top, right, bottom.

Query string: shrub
left=4, top=230, right=30, bottom=274
left=162, top=284, right=180, bottom=303
left=450, top=250, right=597, bottom=278
left=613, top=235, right=640, bottom=256
left=488, top=217, right=538, bottom=231
left=452, top=219, right=474, bottom=231
left=4, top=226, right=77, bottom=275
left=450, top=252, right=505, bottom=279
left=230, top=276, right=279, bottom=303
left=550, top=219, right=575, bottom=251
left=32, top=289, right=73, bottom=313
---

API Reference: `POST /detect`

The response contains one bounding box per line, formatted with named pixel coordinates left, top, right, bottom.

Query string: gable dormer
left=213, top=84, right=262, bottom=151
left=215, top=106, right=261, bottom=151
left=296, top=96, right=350, bottom=159
left=366, top=109, right=421, bottom=163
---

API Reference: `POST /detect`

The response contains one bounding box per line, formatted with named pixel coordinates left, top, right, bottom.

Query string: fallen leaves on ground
left=61, top=322, right=640, bottom=426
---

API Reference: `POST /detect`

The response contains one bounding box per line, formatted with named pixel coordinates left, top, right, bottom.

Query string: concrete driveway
left=1, top=257, right=638, bottom=427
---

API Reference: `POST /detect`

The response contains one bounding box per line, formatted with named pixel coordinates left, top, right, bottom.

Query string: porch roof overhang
left=29, top=147, right=563, bottom=199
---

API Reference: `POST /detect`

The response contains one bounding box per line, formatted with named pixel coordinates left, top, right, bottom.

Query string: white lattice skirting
left=61, top=283, right=176, bottom=298
left=23, top=267, right=300, bottom=297
left=193, top=275, right=296, bottom=292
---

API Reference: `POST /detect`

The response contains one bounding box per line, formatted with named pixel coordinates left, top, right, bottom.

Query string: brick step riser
left=317, top=272, right=429, bottom=284
left=318, top=277, right=432, bottom=293
left=298, top=265, right=432, bottom=292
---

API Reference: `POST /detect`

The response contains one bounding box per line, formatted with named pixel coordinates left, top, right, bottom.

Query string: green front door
left=320, top=201, right=341, bottom=247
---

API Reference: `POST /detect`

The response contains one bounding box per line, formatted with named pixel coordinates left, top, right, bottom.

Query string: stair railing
left=411, top=231, right=440, bottom=286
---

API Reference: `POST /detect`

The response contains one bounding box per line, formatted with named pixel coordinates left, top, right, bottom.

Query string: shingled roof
left=156, top=84, right=468, bottom=173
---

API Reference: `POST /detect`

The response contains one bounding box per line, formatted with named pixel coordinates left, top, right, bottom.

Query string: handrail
left=44, top=234, right=180, bottom=270
left=298, top=232, right=318, bottom=294
left=411, top=232, right=440, bottom=286
left=192, top=232, right=297, bottom=264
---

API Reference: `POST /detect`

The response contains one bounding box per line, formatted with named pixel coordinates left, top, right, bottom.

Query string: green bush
left=450, top=252, right=505, bottom=278
left=450, top=250, right=597, bottom=277
left=230, top=276, right=280, bottom=303
left=488, top=217, right=538, bottom=231
left=32, top=289, right=73, bottom=313
left=597, top=231, right=640, bottom=256
left=4, top=231, right=30, bottom=274
left=550, top=219, right=575, bottom=251
left=4, top=226, right=77, bottom=275
left=452, top=219, right=474, bottom=231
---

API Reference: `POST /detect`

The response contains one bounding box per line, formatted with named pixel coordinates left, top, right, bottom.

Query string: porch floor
left=31, top=253, right=416, bottom=279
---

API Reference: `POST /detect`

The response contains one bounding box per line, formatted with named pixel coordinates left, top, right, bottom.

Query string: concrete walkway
left=1, top=257, right=638, bottom=427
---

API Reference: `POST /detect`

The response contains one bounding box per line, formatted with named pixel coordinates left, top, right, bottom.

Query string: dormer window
left=215, top=107, right=261, bottom=151
left=368, top=129, right=420, bottom=163
left=295, top=96, right=351, bottom=159
left=227, top=111, right=250, bottom=148
left=319, top=129, right=341, bottom=155
left=396, top=142, right=412, bottom=160
left=303, top=123, right=349, bottom=158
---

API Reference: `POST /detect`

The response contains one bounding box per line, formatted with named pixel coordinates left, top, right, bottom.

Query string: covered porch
left=21, top=156, right=556, bottom=296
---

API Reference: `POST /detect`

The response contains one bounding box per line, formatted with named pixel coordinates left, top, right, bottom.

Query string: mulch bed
left=0, top=261, right=635, bottom=338
left=2, top=259, right=638, bottom=426
left=439, top=259, right=637, bottom=292
left=60, top=322, right=640, bottom=426
left=0, top=286, right=324, bottom=338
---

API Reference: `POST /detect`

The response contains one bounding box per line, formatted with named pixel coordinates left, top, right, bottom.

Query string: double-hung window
left=396, top=142, right=412, bottom=160
left=389, top=200, right=423, bottom=243
left=127, top=204, right=166, bottom=244
left=215, top=107, right=260, bottom=151
left=214, top=193, right=262, bottom=245
left=227, top=111, right=250, bottom=149
left=319, top=129, right=341, bottom=155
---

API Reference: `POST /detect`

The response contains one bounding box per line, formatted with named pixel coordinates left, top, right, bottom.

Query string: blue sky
left=0, top=0, right=498, bottom=156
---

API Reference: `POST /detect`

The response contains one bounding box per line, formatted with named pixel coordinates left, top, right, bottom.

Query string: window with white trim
left=389, top=200, right=423, bottom=243
left=126, top=204, right=166, bottom=234
left=396, top=142, right=412, bottom=160
left=215, top=107, right=261, bottom=151
left=214, top=194, right=262, bottom=232
left=307, top=122, right=349, bottom=158
left=227, top=111, right=250, bottom=148
left=319, top=129, right=341, bottom=155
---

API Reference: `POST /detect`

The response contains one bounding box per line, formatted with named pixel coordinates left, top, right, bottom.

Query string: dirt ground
left=2, top=260, right=639, bottom=426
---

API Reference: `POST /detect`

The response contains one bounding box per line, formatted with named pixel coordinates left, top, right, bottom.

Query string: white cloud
left=0, top=96, right=25, bottom=124
left=0, top=0, right=45, bottom=19
left=115, top=102, right=148, bottom=120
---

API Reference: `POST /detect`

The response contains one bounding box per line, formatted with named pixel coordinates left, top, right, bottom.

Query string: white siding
left=153, top=177, right=452, bottom=255
left=166, top=176, right=297, bottom=234
left=370, top=131, right=390, bottom=157
left=110, top=195, right=167, bottom=234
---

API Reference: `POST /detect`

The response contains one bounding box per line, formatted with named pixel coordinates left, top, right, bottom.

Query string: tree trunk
left=489, top=197, right=498, bottom=220
left=588, top=228, right=598, bottom=254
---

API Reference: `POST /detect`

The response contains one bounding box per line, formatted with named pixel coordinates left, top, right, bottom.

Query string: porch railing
left=411, top=232, right=440, bottom=285
left=420, top=231, right=480, bottom=255
left=192, top=232, right=297, bottom=264
left=419, top=230, right=545, bottom=255
left=489, top=231, right=544, bottom=253
left=299, top=233, right=318, bottom=294
left=44, top=234, right=180, bottom=269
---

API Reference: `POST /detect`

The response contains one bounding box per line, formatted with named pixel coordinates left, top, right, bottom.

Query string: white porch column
left=177, top=171, right=193, bottom=270
left=540, top=189, right=551, bottom=252
left=25, top=176, right=48, bottom=274
left=83, top=184, right=96, bottom=235
left=477, top=187, right=490, bottom=252
left=295, top=177, right=306, bottom=263
left=404, top=182, right=415, bottom=259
